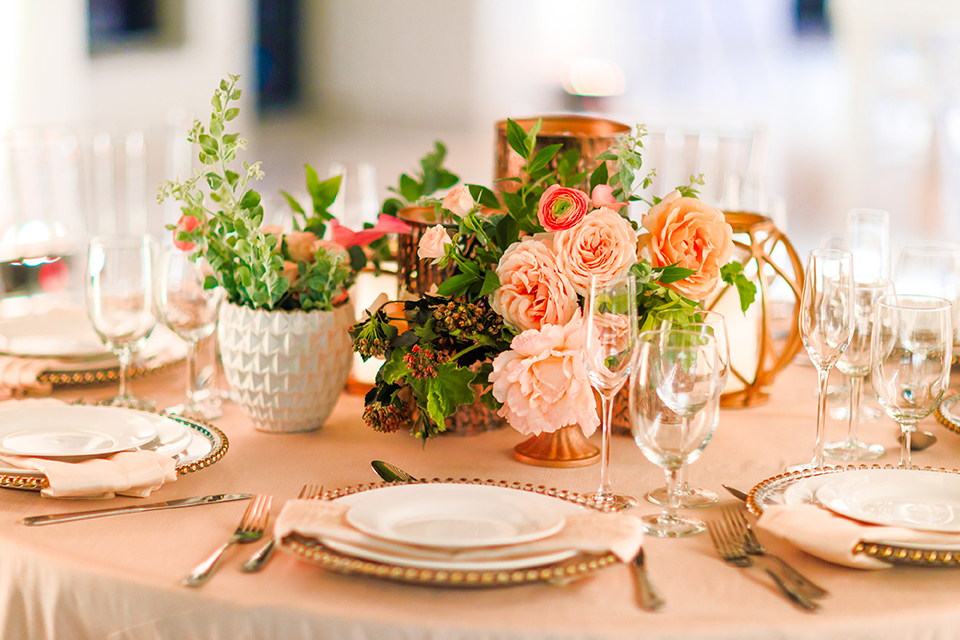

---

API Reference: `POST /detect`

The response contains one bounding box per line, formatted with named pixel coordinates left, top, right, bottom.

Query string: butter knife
left=23, top=493, right=253, bottom=526
left=630, top=547, right=665, bottom=612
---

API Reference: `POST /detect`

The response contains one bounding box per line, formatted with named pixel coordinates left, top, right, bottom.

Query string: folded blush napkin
left=0, top=356, right=53, bottom=397
left=757, top=504, right=960, bottom=569
left=275, top=497, right=644, bottom=562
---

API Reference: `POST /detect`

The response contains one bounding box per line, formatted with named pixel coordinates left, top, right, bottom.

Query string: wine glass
left=582, top=274, right=638, bottom=510
left=871, top=294, right=952, bottom=468
left=847, top=208, right=890, bottom=279
left=156, top=249, right=225, bottom=420
left=793, top=249, right=854, bottom=470
left=823, top=279, right=893, bottom=461
left=630, top=329, right=722, bottom=537
left=85, top=235, right=157, bottom=409
left=646, top=308, right=728, bottom=508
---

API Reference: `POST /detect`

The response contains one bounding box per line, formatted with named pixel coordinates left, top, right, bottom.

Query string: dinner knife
left=630, top=547, right=665, bottom=612
left=22, top=493, right=253, bottom=526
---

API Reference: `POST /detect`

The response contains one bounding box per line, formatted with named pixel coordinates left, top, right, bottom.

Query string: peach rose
left=442, top=185, right=475, bottom=218
left=312, top=239, right=347, bottom=256
left=637, top=190, right=734, bottom=300
left=489, top=310, right=600, bottom=437
left=591, top=184, right=626, bottom=212
left=286, top=231, right=320, bottom=263
left=537, top=185, right=590, bottom=231
left=173, top=214, right=201, bottom=251
left=261, top=225, right=284, bottom=236
left=280, top=260, right=300, bottom=284
left=418, top=225, right=452, bottom=261
left=489, top=237, right=577, bottom=332
left=554, top=207, right=638, bottom=296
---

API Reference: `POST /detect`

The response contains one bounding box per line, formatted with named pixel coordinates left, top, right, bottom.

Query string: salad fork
left=721, top=507, right=828, bottom=599
left=707, top=518, right=819, bottom=612
left=241, top=485, right=322, bottom=573
left=183, top=494, right=272, bottom=587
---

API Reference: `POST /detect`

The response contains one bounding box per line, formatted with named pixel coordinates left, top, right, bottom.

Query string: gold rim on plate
left=747, top=464, right=960, bottom=567
left=280, top=479, right=620, bottom=588
left=0, top=412, right=229, bottom=491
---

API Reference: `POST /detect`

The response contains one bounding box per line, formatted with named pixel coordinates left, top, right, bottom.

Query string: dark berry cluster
left=354, top=335, right=391, bottom=360
left=402, top=344, right=448, bottom=379
left=432, top=300, right=503, bottom=338
left=362, top=400, right=410, bottom=434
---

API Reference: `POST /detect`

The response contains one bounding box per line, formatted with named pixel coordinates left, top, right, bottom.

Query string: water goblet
left=630, top=329, right=722, bottom=537
left=823, top=279, right=892, bottom=461
left=582, top=274, right=638, bottom=510
left=156, top=249, right=225, bottom=420
left=871, top=294, right=953, bottom=468
left=85, top=235, right=157, bottom=409
left=646, top=308, right=729, bottom=508
left=793, top=249, right=854, bottom=471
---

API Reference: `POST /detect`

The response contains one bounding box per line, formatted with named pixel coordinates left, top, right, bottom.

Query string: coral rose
left=442, top=185, right=475, bottom=218
left=286, top=231, right=320, bottom=263
left=591, top=184, right=626, bottom=212
left=554, top=207, right=638, bottom=296
left=637, top=190, right=734, bottom=300
left=489, top=237, right=577, bottom=332
left=537, top=185, right=590, bottom=231
left=418, top=225, right=452, bottom=261
left=280, top=260, right=300, bottom=284
left=489, top=310, right=600, bottom=437
left=173, top=214, right=200, bottom=251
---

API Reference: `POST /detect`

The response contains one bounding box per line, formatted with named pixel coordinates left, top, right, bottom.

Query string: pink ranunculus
left=173, top=214, right=201, bottom=251
left=637, top=190, right=734, bottom=300
left=537, top=184, right=590, bottom=231
left=553, top=207, right=638, bottom=297
left=286, top=231, right=320, bottom=263
left=330, top=214, right=413, bottom=248
left=489, top=237, right=577, bottom=332
left=417, top=225, right=452, bottom=261
left=489, top=310, right=599, bottom=437
left=442, top=185, right=475, bottom=218
left=591, top=184, right=626, bottom=212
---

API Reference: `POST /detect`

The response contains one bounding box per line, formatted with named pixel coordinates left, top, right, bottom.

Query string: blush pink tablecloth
left=1, top=363, right=960, bottom=640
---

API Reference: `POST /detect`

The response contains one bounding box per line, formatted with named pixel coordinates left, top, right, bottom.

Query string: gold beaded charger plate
left=747, top=464, right=960, bottom=567
left=934, top=391, right=960, bottom=435
left=0, top=409, right=228, bottom=492
left=280, top=479, right=620, bottom=588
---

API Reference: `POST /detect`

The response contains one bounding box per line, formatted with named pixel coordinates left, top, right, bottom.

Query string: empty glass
left=847, top=209, right=890, bottom=280
left=582, top=274, right=638, bottom=510
left=630, top=329, right=722, bottom=537
left=85, top=235, right=156, bottom=409
left=156, top=249, right=225, bottom=420
left=871, top=295, right=953, bottom=468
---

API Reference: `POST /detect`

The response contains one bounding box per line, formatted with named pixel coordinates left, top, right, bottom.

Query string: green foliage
left=720, top=262, right=758, bottom=313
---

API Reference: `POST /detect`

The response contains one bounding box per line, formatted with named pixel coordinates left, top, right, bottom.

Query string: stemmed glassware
left=156, top=248, right=225, bottom=420
left=794, top=249, right=854, bottom=470
left=823, top=279, right=893, bottom=461
left=630, top=329, right=722, bottom=537
left=85, top=234, right=157, bottom=409
left=871, top=294, right=953, bottom=468
left=582, top=274, right=638, bottom=510
left=646, top=308, right=728, bottom=508
left=847, top=209, right=890, bottom=280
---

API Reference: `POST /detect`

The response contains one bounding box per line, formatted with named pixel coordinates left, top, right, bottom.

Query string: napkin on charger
left=274, top=498, right=645, bottom=563
left=0, top=356, right=53, bottom=397
left=757, top=504, right=960, bottom=569
left=0, top=398, right=178, bottom=499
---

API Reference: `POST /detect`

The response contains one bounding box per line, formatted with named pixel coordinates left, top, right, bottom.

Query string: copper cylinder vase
left=513, top=425, right=600, bottom=468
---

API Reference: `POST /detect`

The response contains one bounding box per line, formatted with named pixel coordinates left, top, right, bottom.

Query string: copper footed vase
left=513, top=425, right=600, bottom=468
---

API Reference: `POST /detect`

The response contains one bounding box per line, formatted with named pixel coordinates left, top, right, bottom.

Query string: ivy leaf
left=424, top=363, right=476, bottom=427
left=380, top=348, right=411, bottom=384
left=721, top=262, right=758, bottom=313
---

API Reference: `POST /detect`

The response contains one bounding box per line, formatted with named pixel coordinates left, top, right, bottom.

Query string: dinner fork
left=241, top=485, right=322, bottom=573
left=721, top=506, right=828, bottom=599
left=183, top=494, right=272, bottom=587
left=707, top=518, right=820, bottom=612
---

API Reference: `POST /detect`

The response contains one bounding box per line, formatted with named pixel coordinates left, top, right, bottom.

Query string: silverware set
left=183, top=494, right=273, bottom=587
left=242, top=484, right=323, bottom=573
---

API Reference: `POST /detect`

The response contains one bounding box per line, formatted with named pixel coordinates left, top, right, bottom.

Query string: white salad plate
left=0, top=405, right=158, bottom=459
left=814, top=469, right=960, bottom=533
left=342, top=483, right=569, bottom=549
left=0, top=310, right=113, bottom=360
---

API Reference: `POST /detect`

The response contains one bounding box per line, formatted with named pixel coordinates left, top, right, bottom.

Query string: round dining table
left=1, top=361, right=959, bottom=640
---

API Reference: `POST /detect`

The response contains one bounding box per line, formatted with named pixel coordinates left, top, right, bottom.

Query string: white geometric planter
left=217, top=301, right=355, bottom=433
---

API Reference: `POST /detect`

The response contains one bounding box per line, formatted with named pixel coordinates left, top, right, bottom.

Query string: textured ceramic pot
left=218, top=301, right=355, bottom=433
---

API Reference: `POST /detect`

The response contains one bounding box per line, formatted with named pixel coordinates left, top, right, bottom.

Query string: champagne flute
left=582, top=274, right=638, bottom=510
left=156, top=249, right=225, bottom=420
left=871, top=294, right=952, bottom=468
left=630, top=329, right=722, bottom=537
left=85, top=235, right=157, bottom=409
left=793, top=249, right=854, bottom=470
left=646, top=308, right=728, bottom=508
left=823, top=279, right=893, bottom=461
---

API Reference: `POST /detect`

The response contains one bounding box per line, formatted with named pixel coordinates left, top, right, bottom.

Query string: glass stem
left=846, top=374, right=864, bottom=446
left=677, top=465, right=691, bottom=495
left=596, top=392, right=614, bottom=497
left=185, top=339, right=198, bottom=406
left=814, top=367, right=830, bottom=469
left=900, top=421, right=916, bottom=469
left=117, top=347, right=132, bottom=400
left=664, top=467, right=681, bottom=521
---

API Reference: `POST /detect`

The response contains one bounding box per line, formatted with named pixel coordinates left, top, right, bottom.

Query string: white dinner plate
left=0, top=310, right=113, bottom=360
left=814, top=469, right=960, bottom=532
left=341, top=484, right=569, bottom=549
left=127, top=410, right=194, bottom=459
left=0, top=405, right=158, bottom=458
left=783, top=473, right=838, bottom=506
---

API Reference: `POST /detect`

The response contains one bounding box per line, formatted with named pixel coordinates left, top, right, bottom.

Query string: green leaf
left=280, top=190, right=305, bottom=216
left=479, top=269, right=501, bottom=296
left=224, top=108, right=240, bottom=121
left=657, top=265, right=697, bottom=284
left=381, top=197, right=404, bottom=217
left=223, top=133, right=240, bottom=146
left=205, top=172, right=222, bottom=190
left=525, top=118, right=542, bottom=155
left=424, top=363, right=476, bottom=427
left=399, top=173, right=421, bottom=202
left=506, top=119, right=530, bottom=160
left=203, top=275, right=219, bottom=290
left=347, top=244, right=367, bottom=272
left=434, top=273, right=474, bottom=297
left=590, top=162, right=608, bottom=193
left=199, top=134, right=218, bottom=155
left=468, top=184, right=500, bottom=210
left=527, top=144, right=563, bottom=174
left=721, top=262, right=758, bottom=313
left=239, top=189, right=261, bottom=210
left=381, top=348, right=410, bottom=384
left=392, top=330, right=418, bottom=349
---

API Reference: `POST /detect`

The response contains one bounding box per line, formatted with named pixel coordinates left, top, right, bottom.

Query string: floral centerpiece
left=352, top=119, right=756, bottom=441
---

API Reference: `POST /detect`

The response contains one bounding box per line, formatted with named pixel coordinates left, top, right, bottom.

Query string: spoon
left=898, top=430, right=938, bottom=452
left=371, top=460, right=418, bottom=483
